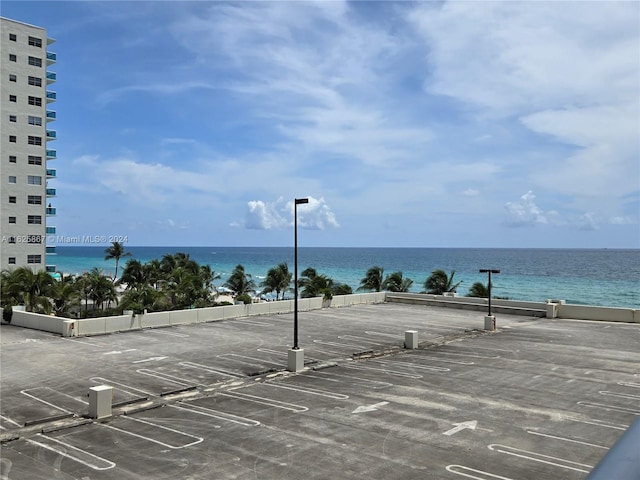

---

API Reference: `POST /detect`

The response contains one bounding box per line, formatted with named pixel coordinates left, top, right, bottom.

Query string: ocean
left=52, top=247, right=640, bottom=309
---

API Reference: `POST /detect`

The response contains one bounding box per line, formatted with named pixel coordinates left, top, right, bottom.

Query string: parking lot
left=1, top=302, right=639, bottom=479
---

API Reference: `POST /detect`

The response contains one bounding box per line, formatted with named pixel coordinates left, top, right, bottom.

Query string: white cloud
left=504, top=191, right=550, bottom=227
left=609, top=216, right=634, bottom=225
left=235, top=196, right=339, bottom=231
left=577, top=213, right=598, bottom=231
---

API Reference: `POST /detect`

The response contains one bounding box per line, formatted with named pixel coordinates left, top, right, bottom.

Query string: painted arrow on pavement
left=352, top=401, right=389, bottom=414
left=443, top=420, right=477, bottom=436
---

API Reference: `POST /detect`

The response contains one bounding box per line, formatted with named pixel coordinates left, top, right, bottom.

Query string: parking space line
left=577, top=401, right=640, bottom=415
left=145, top=330, right=190, bottom=338
left=136, top=369, right=194, bottom=386
left=172, top=403, right=260, bottom=426
left=256, top=348, right=320, bottom=362
left=599, top=390, right=640, bottom=400
left=315, top=370, right=394, bottom=389
left=364, top=331, right=402, bottom=339
left=526, top=430, right=608, bottom=449
left=217, top=353, right=281, bottom=367
left=373, top=359, right=450, bottom=373
left=433, top=351, right=500, bottom=359
left=20, top=388, right=72, bottom=413
left=618, top=381, right=640, bottom=388
left=0, top=415, right=21, bottom=429
left=409, top=355, right=473, bottom=366
left=338, top=335, right=386, bottom=346
left=446, top=465, right=515, bottom=479
left=313, top=340, right=369, bottom=350
left=567, top=417, right=628, bottom=430
left=100, top=417, right=204, bottom=449
left=488, top=444, right=592, bottom=473
left=265, top=382, right=349, bottom=400
left=235, top=319, right=274, bottom=326
left=219, top=391, right=308, bottom=413
left=179, top=361, right=243, bottom=378
left=345, top=364, right=423, bottom=379
left=90, top=376, right=153, bottom=396
left=25, top=434, right=116, bottom=471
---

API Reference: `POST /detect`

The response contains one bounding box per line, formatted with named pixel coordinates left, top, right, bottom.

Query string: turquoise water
left=52, top=247, right=640, bottom=308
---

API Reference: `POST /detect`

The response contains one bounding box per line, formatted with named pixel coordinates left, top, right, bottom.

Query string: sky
left=3, top=1, right=639, bottom=248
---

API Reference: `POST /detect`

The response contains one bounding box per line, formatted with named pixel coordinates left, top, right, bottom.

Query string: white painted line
left=219, top=391, right=308, bottom=413
left=234, top=319, right=274, bottom=326
left=316, top=370, right=394, bottom=389
left=257, top=348, right=321, bottom=362
left=132, top=356, right=168, bottom=364
left=566, top=417, right=628, bottom=431
left=446, top=465, right=515, bottom=480
left=103, top=349, right=137, bottom=355
left=364, top=331, right=401, bottom=339
left=313, top=340, right=368, bottom=350
left=433, top=351, right=500, bottom=359
left=20, top=389, right=71, bottom=413
left=374, top=359, right=450, bottom=373
left=345, top=364, right=423, bottom=379
left=338, top=335, right=386, bottom=346
left=415, top=356, right=474, bottom=365
left=136, top=369, right=193, bottom=387
left=265, top=382, right=349, bottom=400
left=0, top=415, right=22, bottom=428
left=179, top=361, right=243, bottom=378
left=145, top=330, right=190, bottom=338
left=444, top=420, right=477, bottom=436
left=527, top=430, right=608, bottom=449
left=488, top=444, right=592, bottom=473
left=449, top=344, right=514, bottom=353
left=26, top=434, right=116, bottom=471
left=90, top=376, right=153, bottom=396
left=352, top=401, right=389, bottom=414
left=577, top=401, right=640, bottom=415
left=100, top=417, right=203, bottom=449
left=218, top=353, right=281, bottom=367
left=618, top=381, right=640, bottom=388
left=599, top=390, right=640, bottom=400
left=172, top=403, right=260, bottom=427
left=62, top=338, right=104, bottom=349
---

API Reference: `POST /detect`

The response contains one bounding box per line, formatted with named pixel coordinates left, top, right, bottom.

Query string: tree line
left=2, top=242, right=493, bottom=319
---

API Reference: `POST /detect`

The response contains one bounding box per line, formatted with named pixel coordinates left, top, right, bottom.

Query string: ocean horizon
left=50, top=246, right=640, bottom=309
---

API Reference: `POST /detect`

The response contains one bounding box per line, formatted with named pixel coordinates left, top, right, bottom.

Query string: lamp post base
left=287, top=348, right=305, bottom=372
left=484, top=315, right=496, bottom=331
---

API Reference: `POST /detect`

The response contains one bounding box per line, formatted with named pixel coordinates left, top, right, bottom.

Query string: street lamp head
left=295, top=198, right=309, bottom=205
left=479, top=269, right=500, bottom=274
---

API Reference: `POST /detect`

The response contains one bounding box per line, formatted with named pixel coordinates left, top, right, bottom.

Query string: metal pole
left=479, top=269, right=500, bottom=317
left=293, top=198, right=309, bottom=350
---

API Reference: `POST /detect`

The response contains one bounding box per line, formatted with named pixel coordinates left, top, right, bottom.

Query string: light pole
left=479, top=269, right=500, bottom=317
left=289, top=197, right=308, bottom=371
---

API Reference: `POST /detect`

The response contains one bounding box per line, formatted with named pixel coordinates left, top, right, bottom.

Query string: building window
left=28, top=136, right=42, bottom=146
left=10, top=95, right=17, bottom=102
left=27, top=176, right=42, bottom=185
left=9, top=217, right=17, bottom=224
left=28, top=76, right=42, bottom=87
left=9, top=74, right=17, bottom=82
left=9, top=33, right=17, bottom=41
left=28, top=155, right=42, bottom=165
left=28, top=215, right=42, bottom=225
left=9, top=115, right=17, bottom=122
left=9, top=54, right=17, bottom=62
left=9, top=176, right=17, bottom=184
left=8, top=257, right=16, bottom=265
left=28, top=56, right=42, bottom=67
left=29, top=36, right=42, bottom=48
left=9, top=196, right=17, bottom=204
left=28, top=195, right=42, bottom=205
left=28, top=255, right=42, bottom=264
left=9, top=135, right=17, bottom=143
left=9, top=156, right=17, bottom=163
left=28, top=235, right=43, bottom=244
left=28, top=96, right=42, bottom=106
left=28, top=116, right=43, bottom=126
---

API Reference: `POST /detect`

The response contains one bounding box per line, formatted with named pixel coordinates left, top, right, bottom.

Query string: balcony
left=46, top=169, right=56, bottom=178
left=46, top=226, right=56, bottom=234
left=46, top=90, right=56, bottom=103
left=46, top=246, right=56, bottom=254
left=46, top=51, right=57, bottom=65
left=46, top=149, right=56, bottom=159
left=46, top=188, right=56, bottom=197
left=46, top=110, right=56, bottom=121
left=46, top=130, right=57, bottom=140
left=46, top=207, right=56, bottom=215
left=46, top=71, right=56, bottom=84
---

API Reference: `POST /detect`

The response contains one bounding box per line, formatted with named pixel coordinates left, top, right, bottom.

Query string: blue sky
left=4, top=1, right=639, bottom=248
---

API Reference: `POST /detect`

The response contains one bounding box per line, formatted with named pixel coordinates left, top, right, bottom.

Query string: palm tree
left=87, top=268, right=117, bottom=310
left=118, top=259, right=147, bottom=290
left=382, top=271, right=413, bottom=292
left=0, top=267, right=54, bottom=313
left=104, top=241, right=130, bottom=281
left=468, top=281, right=489, bottom=298
left=298, top=267, right=333, bottom=298
left=358, top=266, right=384, bottom=292
left=261, top=263, right=292, bottom=300
left=223, top=264, right=256, bottom=296
left=424, top=269, right=462, bottom=295
left=51, top=275, right=81, bottom=316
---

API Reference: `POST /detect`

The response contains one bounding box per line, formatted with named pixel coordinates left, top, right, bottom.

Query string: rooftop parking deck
left=1, top=303, right=639, bottom=479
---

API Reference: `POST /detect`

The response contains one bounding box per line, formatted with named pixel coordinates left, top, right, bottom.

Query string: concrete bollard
left=89, top=385, right=113, bottom=419
left=404, top=330, right=418, bottom=349
left=287, top=348, right=305, bottom=372
left=484, top=315, right=496, bottom=331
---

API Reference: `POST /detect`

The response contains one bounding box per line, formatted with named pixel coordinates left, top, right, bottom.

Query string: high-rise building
left=1, top=17, right=57, bottom=273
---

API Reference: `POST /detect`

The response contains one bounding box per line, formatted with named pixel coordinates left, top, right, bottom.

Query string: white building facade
left=1, top=17, right=57, bottom=272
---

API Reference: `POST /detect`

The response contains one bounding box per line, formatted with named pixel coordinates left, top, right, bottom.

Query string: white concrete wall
left=9, top=309, right=65, bottom=334
left=557, top=304, right=639, bottom=323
